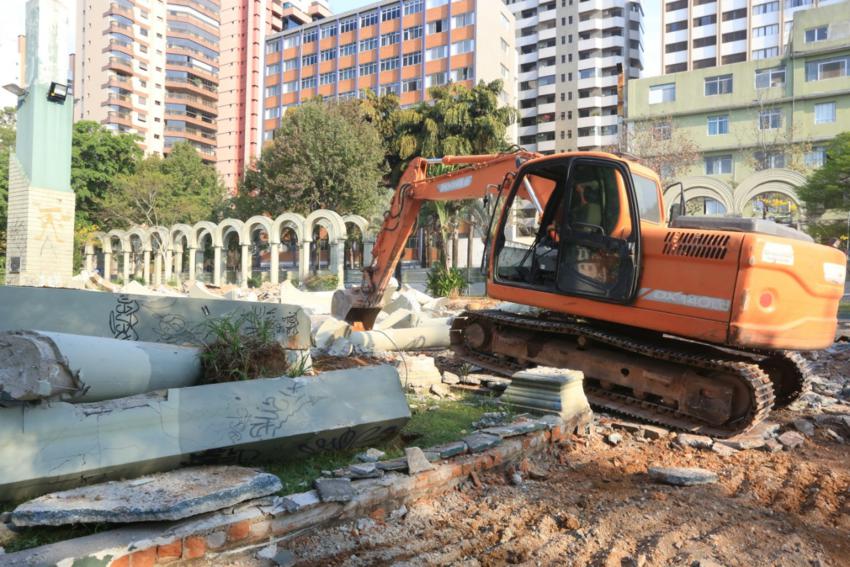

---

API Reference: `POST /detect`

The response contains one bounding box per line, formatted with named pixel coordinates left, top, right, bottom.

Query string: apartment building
left=503, top=0, right=643, bottom=153
left=260, top=0, right=518, bottom=143
left=662, top=0, right=842, bottom=74
left=75, top=0, right=220, bottom=160
left=629, top=0, right=850, bottom=223
left=216, top=0, right=332, bottom=192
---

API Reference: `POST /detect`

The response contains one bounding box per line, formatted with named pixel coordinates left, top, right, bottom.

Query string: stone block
left=426, top=441, right=468, bottom=459
left=674, top=434, right=714, bottom=450
left=500, top=367, right=592, bottom=425
left=648, top=466, right=718, bottom=486
left=393, top=354, right=443, bottom=389
left=405, top=447, right=435, bottom=475
left=463, top=433, right=502, bottom=454
left=315, top=478, right=354, bottom=503
left=374, top=309, right=421, bottom=331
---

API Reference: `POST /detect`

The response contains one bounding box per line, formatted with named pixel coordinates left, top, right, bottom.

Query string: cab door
left=555, top=158, right=641, bottom=302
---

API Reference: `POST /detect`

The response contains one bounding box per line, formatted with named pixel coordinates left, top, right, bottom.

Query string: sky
left=0, top=0, right=662, bottom=108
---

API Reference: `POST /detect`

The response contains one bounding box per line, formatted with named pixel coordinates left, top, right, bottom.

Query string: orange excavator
left=332, top=150, right=846, bottom=436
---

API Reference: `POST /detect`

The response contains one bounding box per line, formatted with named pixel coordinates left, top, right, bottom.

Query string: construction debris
left=500, top=367, right=592, bottom=425
left=10, top=466, right=281, bottom=526
left=349, top=325, right=451, bottom=353
left=648, top=466, right=718, bottom=486
left=404, top=447, right=435, bottom=474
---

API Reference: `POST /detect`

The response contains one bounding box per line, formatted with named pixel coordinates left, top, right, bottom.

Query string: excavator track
left=754, top=350, right=812, bottom=408
left=451, top=310, right=775, bottom=438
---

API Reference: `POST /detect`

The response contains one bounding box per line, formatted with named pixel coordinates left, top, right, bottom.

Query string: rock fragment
left=777, top=430, right=805, bottom=449
left=674, top=433, right=714, bottom=449
left=356, top=448, right=386, bottom=463
left=405, top=447, right=435, bottom=475
left=648, top=466, right=718, bottom=487
left=314, top=478, right=354, bottom=503
left=606, top=433, right=623, bottom=446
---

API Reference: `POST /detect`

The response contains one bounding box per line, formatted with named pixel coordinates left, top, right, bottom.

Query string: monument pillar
left=4, top=0, right=75, bottom=286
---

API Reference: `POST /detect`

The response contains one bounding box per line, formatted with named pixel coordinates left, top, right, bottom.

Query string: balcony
left=165, top=124, right=217, bottom=144
left=165, top=110, right=216, bottom=129
left=103, top=57, right=133, bottom=72
left=106, top=111, right=133, bottom=128
left=166, top=92, right=217, bottom=112
left=103, top=74, right=131, bottom=89
left=103, top=92, right=133, bottom=109
left=105, top=2, right=133, bottom=17
left=166, top=76, right=218, bottom=96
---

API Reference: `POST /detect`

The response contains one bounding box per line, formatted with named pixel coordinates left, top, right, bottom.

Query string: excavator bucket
left=331, top=288, right=382, bottom=329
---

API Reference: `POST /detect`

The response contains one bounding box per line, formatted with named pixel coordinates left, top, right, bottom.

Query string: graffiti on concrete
left=108, top=295, right=141, bottom=341
left=297, top=424, right=402, bottom=456
left=227, top=380, right=327, bottom=443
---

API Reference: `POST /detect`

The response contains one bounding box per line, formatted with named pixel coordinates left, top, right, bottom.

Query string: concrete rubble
left=648, top=466, right=718, bottom=486
left=500, top=367, right=592, bottom=426
left=0, top=365, right=410, bottom=501
left=10, top=466, right=281, bottom=527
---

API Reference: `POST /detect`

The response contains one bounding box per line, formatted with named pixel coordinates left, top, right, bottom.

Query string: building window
left=340, top=18, right=356, bottom=33
left=753, top=1, right=779, bottom=14
left=301, top=76, right=316, bottom=89
left=666, top=41, right=687, bottom=53
left=265, top=84, right=280, bottom=97
left=653, top=122, right=672, bottom=140
left=380, top=58, right=399, bottom=71
left=705, top=155, right=732, bottom=175
left=755, top=66, right=785, bottom=88
left=282, top=81, right=297, bottom=93
left=360, top=11, right=378, bottom=27
left=320, top=72, right=335, bottom=85
left=403, top=78, right=421, bottom=92
left=360, top=37, right=378, bottom=52
left=283, top=35, right=300, bottom=49
left=403, top=25, right=422, bottom=41
left=403, top=0, right=423, bottom=15
left=753, top=24, right=779, bottom=37
left=265, top=41, right=281, bottom=54
left=426, top=72, right=448, bottom=87
left=805, top=26, right=828, bottom=43
left=427, top=19, right=447, bottom=34
left=426, top=0, right=448, bottom=7
left=402, top=52, right=422, bottom=66
left=263, top=107, right=281, bottom=119
left=722, top=30, right=747, bottom=43
left=666, top=20, right=687, bottom=32
left=452, top=12, right=475, bottom=28
left=693, top=14, right=716, bottom=26
left=265, top=62, right=280, bottom=76
left=340, top=42, right=356, bottom=56
left=752, top=47, right=779, bottom=60
left=302, top=53, right=317, bottom=66
left=452, top=67, right=472, bottom=81
left=707, top=114, right=729, bottom=135
left=501, top=64, right=509, bottom=79
left=321, top=49, right=335, bottom=62
left=755, top=151, right=785, bottom=170
left=360, top=62, right=377, bottom=75
left=320, top=24, right=337, bottom=39
left=303, top=28, right=318, bottom=43
left=379, top=83, right=400, bottom=96
left=339, top=66, right=355, bottom=80
left=814, top=101, right=836, bottom=124
left=759, top=108, right=782, bottom=130
left=381, top=32, right=400, bottom=46
left=704, top=74, right=733, bottom=96
left=648, top=83, right=675, bottom=104
left=722, top=8, right=747, bottom=21
left=381, top=4, right=400, bottom=21
left=805, top=57, right=848, bottom=81
left=426, top=45, right=448, bottom=61
left=451, top=39, right=474, bottom=55
left=785, top=0, right=811, bottom=7
left=805, top=146, right=827, bottom=168
left=693, top=36, right=716, bottom=48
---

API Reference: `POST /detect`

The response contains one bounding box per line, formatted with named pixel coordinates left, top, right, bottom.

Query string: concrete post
left=122, top=252, right=130, bottom=283
left=164, top=250, right=173, bottom=283
left=334, top=240, right=345, bottom=289
left=84, top=253, right=92, bottom=273
left=172, top=249, right=182, bottom=282
left=142, top=251, right=151, bottom=285
left=187, top=247, right=196, bottom=281
left=213, top=246, right=222, bottom=286
left=364, top=238, right=374, bottom=266
left=270, top=243, right=280, bottom=285
left=240, top=244, right=250, bottom=287
left=153, top=253, right=163, bottom=287
left=300, top=240, right=311, bottom=282
left=103, top=252, right=112, bottom=280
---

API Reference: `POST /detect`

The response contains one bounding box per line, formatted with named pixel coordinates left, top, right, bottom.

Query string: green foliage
left=303, top=273, right=339, bottom=291
left=236, top=99, right=388, bottom=218
left=200, top=309, right=288, bottom=383
left=805, top=220, right=848, bottom=245
left=247, top=274, right=263, bottom=288
left=798, top=132, right=850, bottom=210
left=426, top=263, right=467, bottom=297
left=97, top=143, right=225, bottom=227
left=71, top=121, right=142, bottom=224
left=0, top=107, right=16, bottom=259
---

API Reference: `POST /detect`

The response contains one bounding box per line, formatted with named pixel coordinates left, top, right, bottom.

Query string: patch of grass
left=199, top=309, right=288, bottom=383
left=3, top=523, right=111, bottom=554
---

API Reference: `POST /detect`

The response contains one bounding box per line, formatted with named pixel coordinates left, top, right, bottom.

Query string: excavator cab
left=491, top=156, right=642, bottom=304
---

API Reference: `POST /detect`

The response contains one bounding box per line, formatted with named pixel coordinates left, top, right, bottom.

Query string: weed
left=426, top=264, right=467, bottom=298
left=285, top=353, right=312, bottom=377
left=247, top=275, right=263, bottom=289
left=166, top=277, right=179, bottom=287
left=303, top=274, right=338, bottom=291
left=199, top=309, right=289, bottom=383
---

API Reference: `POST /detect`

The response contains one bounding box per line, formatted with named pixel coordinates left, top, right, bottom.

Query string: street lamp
left=46, top=82, right=69, bottom=103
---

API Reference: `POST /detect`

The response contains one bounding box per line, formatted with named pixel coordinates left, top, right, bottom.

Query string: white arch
left=664, top=176, right=735, bottom=215
left=305, top=209, right=346, bottom=242
left=171, top=223, right=196, bottom=250
left=193, top=221, right=219, bottom=247
left=107, top=230, right=129, bottom=253
left=733, top=168, right=805, bottom=215
left=273, top=212, right=306, bottom=242
left=342, top=214, right=369, bottom=237
left=216, top=218, right=246, bottom=247
left=126, top=227, right=151, bottom=252
left=242, top=215, right=275, bottom=244
left=84, top=231, right=109, bottom=255
left=148, top=226, right=172, bottom=251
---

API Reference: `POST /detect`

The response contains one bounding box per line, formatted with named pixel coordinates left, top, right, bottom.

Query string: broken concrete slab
left=188, top=280, right=222, bottom=301
left=328, top=337, right=354, bottom=357
left=500, top=367, right=592, bottom=425
left=10, top=466, right=281, bottom=527
left=463, top=432, right=502, bottom=453
left=398, top=285, right=434, bottom=306
left=425, top=441, right=467, bottom=459
left=383, top=291, right=422, bottom=315
left=481, top=421, right=547, bottom=439
left=356, top=448, right=386, bottom=463
left=279, top=281, right=334, bottom=315
left=0, top=286, right=312, bottom=352
left=276, top=490, right=321, bottom=514
left=405, top=447, right=435, bottom=475
left=674, top=433, right=714, bottom=450
left=393, top=354, right=443, bottom=389
left=349, top=325, right=451, bottom=353
left=442, top=371, right=460, bottom=385
left=313, top=318, right=351, bottom=350
left=314, top=478, right=353, bottom=503
left=0, top=365, right=410, bottom=502
left=374, top=308, right=421, bottom=331
left=648, top=466, right=718, bottom=486
left=778, top=430, right=805, bottom=449
left=0, top=331, right=201, bottom=404
left=347, top=463, right=383, bottom=479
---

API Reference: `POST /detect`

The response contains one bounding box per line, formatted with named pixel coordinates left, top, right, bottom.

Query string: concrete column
left=300, top=240, right=311, bottom=282
left=122, top=252, right=130, bottom=283
left=213, top=246, right=222, bottom=286
left=270, top=243, right=280, bottom=285
left=142, top=250, right=151, bottom=285
left=364, top=239, right=374, bottom=266
left=334, top=240, right=345, bottom=289
left=164, top=250, right=173, bottom=283
left=187, top=247, right=196, bottom=281
left=240, top=244, right=250, bottom=287
left=103, top=252, right=112, bottom=280
left=173, top=250, right=182, bottom=282
left=153, top=253, right=163, bottom=287
left=84, top=253, right=93, bottom=273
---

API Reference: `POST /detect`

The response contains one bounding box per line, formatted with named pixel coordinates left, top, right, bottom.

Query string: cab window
left=632, top=173, right=661, bottom=223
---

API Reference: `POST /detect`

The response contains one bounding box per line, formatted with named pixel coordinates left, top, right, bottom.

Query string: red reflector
left=760, top=292, right=773, bottom=308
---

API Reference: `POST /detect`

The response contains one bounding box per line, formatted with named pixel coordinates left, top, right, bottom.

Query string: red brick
left=128, top=547, right=156, bottom=567
left=156, top=541, right=182, bottom=562
left=109, top=556, right=130, bottom=567
left=369, top=507, right=386, bottom=522
left=227, top=519, right=251, bottom=542
left=182, top=536, right=206, bottom=560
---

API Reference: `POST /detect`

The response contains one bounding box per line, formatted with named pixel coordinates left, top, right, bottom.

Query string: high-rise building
left=74, top=0, right=220, bottom=161
left=662, top=0, right=842, bottom=74
left=503, top=0, right=644, bottom=153
left=216, top=0, right=332, bottom=193
left=259, top=0, right=517, bottom=144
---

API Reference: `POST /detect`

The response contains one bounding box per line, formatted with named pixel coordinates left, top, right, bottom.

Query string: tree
left=0, top=107, right=16, bottom=260
left=236, top=99, right=388, bottom=218
left=621, top=117, right=701, bottom=185
left=797, top=132, right=850, bottom=211
left=71, top=120, right=143, bottom=223
left=97, top=143, right=225, bottom=227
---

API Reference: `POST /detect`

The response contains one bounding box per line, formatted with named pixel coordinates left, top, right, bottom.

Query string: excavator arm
left=332, top=150, right=540, bottom=328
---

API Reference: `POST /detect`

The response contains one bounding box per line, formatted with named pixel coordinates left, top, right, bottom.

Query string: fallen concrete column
left=0, top=286, right=311, bottom=353
left=188, top=280, right=222, bottom=300
left=374, top=308, right=421, bottom=331
left=0, top=365, right=410, bottom=502
left=279, top=281, right=335, bottom=314
left=500, top=367, right=592, bottom=426
left=349, top=325, right=451, bottom=353
left=0, top=331, right=201, bottom=404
